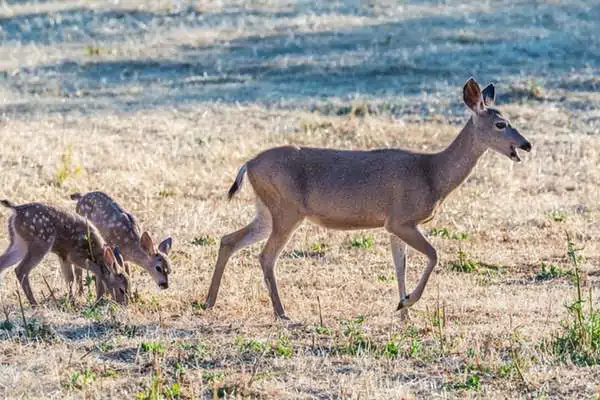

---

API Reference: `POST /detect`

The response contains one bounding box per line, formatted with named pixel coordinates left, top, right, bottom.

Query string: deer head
left=102, top=246, right=130, bottom=304
left=463, top=78, right=532, bottom=162
left=140, top=231, right=172, bottom=289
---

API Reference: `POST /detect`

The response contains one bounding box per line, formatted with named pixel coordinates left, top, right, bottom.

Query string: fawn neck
left=431, top=118, right=488, bottom=200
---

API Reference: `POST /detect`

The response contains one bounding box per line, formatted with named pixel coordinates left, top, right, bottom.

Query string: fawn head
left=140, top=231, right=172, bottom=289
left=463, top=77, right=532, bottom=162
left=102, top=246, right=130, bottom=304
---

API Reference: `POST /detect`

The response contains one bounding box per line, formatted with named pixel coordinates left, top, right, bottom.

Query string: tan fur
left=205, top=78, right=532, bottom=319
left=0, top=201, right=130, bottom=306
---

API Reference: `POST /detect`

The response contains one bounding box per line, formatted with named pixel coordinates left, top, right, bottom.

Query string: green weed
left=547, top=235, right=600, bottom=365
left=54, top=146, right=82, bottom=187
left=350, top=235, right=374, bottom=249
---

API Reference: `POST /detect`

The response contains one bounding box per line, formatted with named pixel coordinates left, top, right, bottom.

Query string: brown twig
left=42, top=276, right=59, bottom=307
left=15, top=287, right=28, bottom=337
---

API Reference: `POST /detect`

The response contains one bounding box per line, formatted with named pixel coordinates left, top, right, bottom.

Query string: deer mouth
left=509, top=145, right=521, bottom=162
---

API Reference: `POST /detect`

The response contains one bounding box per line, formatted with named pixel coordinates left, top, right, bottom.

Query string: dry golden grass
left=0, top=0, right=599, bottom=398
left=0, top=102, right=598, bottom=399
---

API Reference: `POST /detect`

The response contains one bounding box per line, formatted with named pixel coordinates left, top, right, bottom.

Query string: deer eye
left=495, top=122, right=507, bottom=129
left=155, top=266, right=162, bottom=273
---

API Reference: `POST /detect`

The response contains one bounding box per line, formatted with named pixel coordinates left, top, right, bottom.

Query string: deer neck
left=432, top=118, right=487, bottom=200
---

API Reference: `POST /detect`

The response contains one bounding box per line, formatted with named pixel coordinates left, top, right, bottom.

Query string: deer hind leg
left=390, top=235, right=410, bottom=320
left=259, top=210, right=302, bottom=320
left=14, top=240, right=53, bottom=307
left=74, top=266, right=84, bottom=296
left=0, top=217, right=27, bottom=275
left=386, top=223, right=438, bottom=310
left=205, top=199, right=272, bottom=309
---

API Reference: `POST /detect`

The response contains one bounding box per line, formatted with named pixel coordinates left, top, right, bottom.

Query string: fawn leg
left=15, top=241, right=53, bottom=307
left=59, top=257, right=75, bottom=299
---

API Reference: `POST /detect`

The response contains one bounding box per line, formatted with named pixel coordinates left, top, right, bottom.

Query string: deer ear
left=113, top=247, right=125, bottom=269
left=141, top=231, right=157, bottom=255
left=482, top=83, right=495, bottom=106
left=463, top=77, right=484, bottom=113
left=158, top=237, right=172, bottom=254
left=103, top=246, right=117, bottom=273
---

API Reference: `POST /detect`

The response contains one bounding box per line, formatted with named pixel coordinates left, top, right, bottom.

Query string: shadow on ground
left=0, top=1, right=599, bottom=117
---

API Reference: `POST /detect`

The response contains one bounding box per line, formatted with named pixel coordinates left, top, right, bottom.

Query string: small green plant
left=464, top=374, right=481, bottom=390
left=382, top=336, right=400, bottom=358
left=202, top=370, right=224, bottom=383
left=376, top=273, right=395, bottom=284
left=191, top=235, right=216, bottom=246
left=339, top=315, right=373, bottom=355
left=535, top=262, right=568, bottom=281
left=314, top=324, right=332, bottom=335
left=141, top=342, right=165, bottom=355
left=163, top=382, right=181, bottom=399
left=64, top=368, right=96, bottom=390
left=548, top=234, right=600, bottom=365
left=272, top=334, right=293, bottom=358
left=547, top=210, right=567, bottom=222
left=449, top=250, right=479, bottom=273
left=158, top=188, right=176, bottom=198
left=235, top=336, right=267, bottom=354
left=350, top=234, right=374, bottom=249
left=54, top=146, right=82, bottom=187
left=430, top=227, right=469, bottom=241
left=84, top=46, right=101, bottom=56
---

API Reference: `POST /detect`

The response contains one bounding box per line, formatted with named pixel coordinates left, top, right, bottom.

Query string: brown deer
left=68, top=191, right=172, bottom=293
left=0, top=200, right=129, bottom=306
left=205, top=78, right=532, bottom=319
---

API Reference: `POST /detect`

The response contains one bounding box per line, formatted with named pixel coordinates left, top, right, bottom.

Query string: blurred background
left=0, top=0, right=598, bottom=128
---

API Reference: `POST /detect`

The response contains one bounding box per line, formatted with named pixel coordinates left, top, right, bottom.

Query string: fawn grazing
left=206, top=78, right=532, bottom=319
left=0, top=200, right=129, bottom=306
left=69, top=191, right=172, bottom=291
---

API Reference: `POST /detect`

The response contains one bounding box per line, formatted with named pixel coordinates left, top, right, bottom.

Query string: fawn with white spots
left=206, top=78, right=532, bottom=319
left=0, top=200, right=129, bottom=306
left=69, top=191, right=172, bottom=293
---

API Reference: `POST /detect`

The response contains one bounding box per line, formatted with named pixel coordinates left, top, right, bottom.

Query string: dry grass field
left=0, top=0, right=599, bottom=399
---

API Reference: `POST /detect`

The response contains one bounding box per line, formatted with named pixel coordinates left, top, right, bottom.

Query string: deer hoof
left=396, top=295, right=411, bottom=310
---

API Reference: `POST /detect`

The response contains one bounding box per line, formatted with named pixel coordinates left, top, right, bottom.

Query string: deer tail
left=227, top=163, right=248, bottom=200
left=0, top=200, right=15, bottom=209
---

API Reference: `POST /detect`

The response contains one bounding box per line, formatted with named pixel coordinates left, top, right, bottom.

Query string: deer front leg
left=390, top=235, right=410, bottom=319
left=258, top=212, right=301, bottom=320
left=59, top=257, right=76, bottom=300
left=386, top=223, right=438, bottom=310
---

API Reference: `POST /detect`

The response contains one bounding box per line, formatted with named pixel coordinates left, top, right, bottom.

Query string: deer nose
left=159, top=282, right=169, bottom=289
left=519, top=141, right=532, bottom=152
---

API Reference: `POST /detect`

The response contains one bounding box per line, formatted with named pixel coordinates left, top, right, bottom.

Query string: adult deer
left=205, top=78, right=532, bottom=319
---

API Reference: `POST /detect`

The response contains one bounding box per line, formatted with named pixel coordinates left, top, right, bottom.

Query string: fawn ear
left=158, top=237, right=172, bottom=254
left=463, top=77, right=484, bottom=113
left=103, top=246, right=117, bottom=273
left=141, top=231, right=157, bottom=255
left=113, top=247, right=125, bottom=269
left=482, top=83, right=495, bottom=106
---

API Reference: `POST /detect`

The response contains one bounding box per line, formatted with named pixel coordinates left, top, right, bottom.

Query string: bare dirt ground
left=0, top=0, right=599, bottom=399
